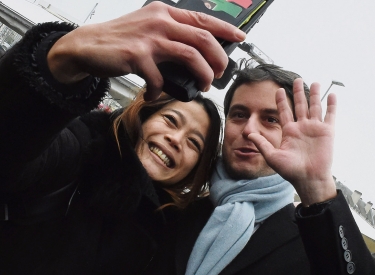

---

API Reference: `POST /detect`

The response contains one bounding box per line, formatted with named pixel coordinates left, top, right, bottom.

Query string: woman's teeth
left=150, top=146, right=171, bottom=167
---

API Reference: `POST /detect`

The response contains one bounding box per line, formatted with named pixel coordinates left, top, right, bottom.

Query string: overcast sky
left=6, top=0, right=375, bottom=235
left=87, top=0, right=375, bottom=204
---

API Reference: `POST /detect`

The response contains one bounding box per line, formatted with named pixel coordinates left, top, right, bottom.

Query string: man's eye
left=230, top=112, right=245, bottom=119
left=267, top=117, right=279, bottom=123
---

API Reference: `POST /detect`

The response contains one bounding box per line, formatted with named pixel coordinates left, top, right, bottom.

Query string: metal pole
left=84, top=3, right=98, bottom=23
left=321, top=80, right=345, bottom=101
left=321, top=82, right=333, bottom=102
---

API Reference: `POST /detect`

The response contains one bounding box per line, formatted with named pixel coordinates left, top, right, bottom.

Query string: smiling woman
left=115, top=90, right=221, bottom=209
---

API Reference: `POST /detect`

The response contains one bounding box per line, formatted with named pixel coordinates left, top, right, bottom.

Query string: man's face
left=222, top=81, right=292, bottom=180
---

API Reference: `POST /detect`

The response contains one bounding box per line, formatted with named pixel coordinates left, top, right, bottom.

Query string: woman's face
left=135, top=100, right=210, bottom=185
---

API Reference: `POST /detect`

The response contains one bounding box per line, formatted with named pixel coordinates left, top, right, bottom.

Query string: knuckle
left=192, top=11, right=210, bottom=25
left=147, top=1, right=164, bottom=10
left=129, top=43, right=149, bottom=59
left=195, top=29, right=212, bottom=45
left=178, top=46, right=198, bottom=62
left=146, top=2, right=169, bottom=23
left=148, top=13, right=168, bottom=27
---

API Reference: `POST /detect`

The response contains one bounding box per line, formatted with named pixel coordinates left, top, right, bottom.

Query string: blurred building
left=0, top=24, right=22, bottom=52
left=0, top=0, right=141, bottom=109
left=294, top=177, right=375, bottom=253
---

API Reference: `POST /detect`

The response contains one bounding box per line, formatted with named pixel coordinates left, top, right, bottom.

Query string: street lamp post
left=321, top=80, right=345, bottom=101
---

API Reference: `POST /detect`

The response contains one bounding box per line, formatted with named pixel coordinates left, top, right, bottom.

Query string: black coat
left=0, top=22, right=177, bottom=275
left=152, top=191, right=375, bottom=275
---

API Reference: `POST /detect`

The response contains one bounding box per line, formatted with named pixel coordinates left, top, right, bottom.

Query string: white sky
left=5, top=0, right=375, bottom=236
left=88, top=0, right=375, bottom=206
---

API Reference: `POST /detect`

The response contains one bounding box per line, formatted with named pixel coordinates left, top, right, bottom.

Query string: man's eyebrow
left=262, top=108, right=279, bottom=115
left=228, top=104, right=248, bottom=112
left=167, top=109, right=206, bottom=144
left=228, top=105, right=279, bottom=117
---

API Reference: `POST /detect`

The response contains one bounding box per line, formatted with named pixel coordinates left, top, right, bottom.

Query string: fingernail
left=203, top=85, right=211, bottom=92
left=215, top=71, right=224, bottom=79
left=236, top=30, right=246, bottom=40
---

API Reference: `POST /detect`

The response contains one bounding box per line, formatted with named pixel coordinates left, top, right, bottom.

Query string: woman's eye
left=164, top=114, right=177, bottom=125
left=189, top=138, right=202, bottom=152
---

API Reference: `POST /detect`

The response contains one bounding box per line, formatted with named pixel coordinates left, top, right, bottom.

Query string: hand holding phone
left=143, top=0, right=274, bottom=101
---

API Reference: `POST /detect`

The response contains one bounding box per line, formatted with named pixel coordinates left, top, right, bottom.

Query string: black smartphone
left=143, top=0, right=274, bottom=101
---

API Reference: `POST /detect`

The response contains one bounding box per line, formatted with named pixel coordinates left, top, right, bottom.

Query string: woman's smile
left=149, top=143, right=174, bottom=168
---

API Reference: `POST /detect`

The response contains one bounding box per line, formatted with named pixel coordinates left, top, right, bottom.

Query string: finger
left=137, top=58, right=164, bottom=101
left=166, top=24, right=229, bottom=78
left=275, top=88, right=294, bottom=127
left=156, top=40, right=215, bottom=92
left=293, top=78, right=309, bottom=120
left=324, top=93, right=337, bottom=125
left=309, top=82, right=323, bottom=121
left=247, top=133, right=275, bottom=161
left=167, top=4, right=246, bottom=42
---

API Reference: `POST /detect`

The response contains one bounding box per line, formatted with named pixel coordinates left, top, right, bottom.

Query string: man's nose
left=242, top=117, right=260, bottom=138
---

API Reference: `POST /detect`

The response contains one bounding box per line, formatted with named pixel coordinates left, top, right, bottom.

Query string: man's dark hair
left=223, top=60, right=310, bottom=117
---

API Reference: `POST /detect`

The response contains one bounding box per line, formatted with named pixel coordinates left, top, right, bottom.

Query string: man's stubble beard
left=222, top=150, right=276, bottom=181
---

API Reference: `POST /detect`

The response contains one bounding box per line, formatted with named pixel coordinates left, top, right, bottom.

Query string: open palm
left=248, top=79, right=337, bottom=205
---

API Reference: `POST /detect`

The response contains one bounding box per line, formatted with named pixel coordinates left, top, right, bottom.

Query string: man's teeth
left=150, top=146, right=171, bottom=167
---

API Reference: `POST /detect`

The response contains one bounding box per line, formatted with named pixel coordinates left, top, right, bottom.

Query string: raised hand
left=248, top=78, right=337, bottom=206
left=47, top=1, right=246, bottom=100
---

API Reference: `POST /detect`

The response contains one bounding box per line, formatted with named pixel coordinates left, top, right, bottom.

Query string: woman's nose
left=165, top=132, right=183, bottom=151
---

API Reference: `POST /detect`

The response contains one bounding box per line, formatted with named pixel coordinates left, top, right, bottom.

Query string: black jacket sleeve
left=0, top=22, right=110, bottom=194
left=296, top=190, right=375, bottom=275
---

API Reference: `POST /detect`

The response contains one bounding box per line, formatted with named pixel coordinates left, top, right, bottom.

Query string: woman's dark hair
left=113, top=90, right=222, bottom=209
left=224, top=60, right=310, bottom=118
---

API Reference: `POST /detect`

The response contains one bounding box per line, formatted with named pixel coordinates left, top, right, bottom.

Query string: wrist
left=296, top=177, right=337, bottom=207
left=297, top=194, right=336, bottom=217
left=47, top=32, right=89, bottom=84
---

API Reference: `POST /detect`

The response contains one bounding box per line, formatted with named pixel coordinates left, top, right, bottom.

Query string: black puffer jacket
left=0, top=22, right=176, bottom=275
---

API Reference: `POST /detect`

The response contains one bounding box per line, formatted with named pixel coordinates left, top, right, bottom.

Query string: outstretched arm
left=47, top=1, right=246, bottom=100
left=0, top=2, right=245, bottom=190
left=248, top=78, right=337, bottom=206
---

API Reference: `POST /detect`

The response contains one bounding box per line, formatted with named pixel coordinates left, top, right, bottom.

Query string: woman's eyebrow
left=167, top=109, right=206, bottom=144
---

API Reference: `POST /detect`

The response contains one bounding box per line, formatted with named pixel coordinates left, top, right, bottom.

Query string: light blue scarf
left=185, top=158, right=294, bottom=275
